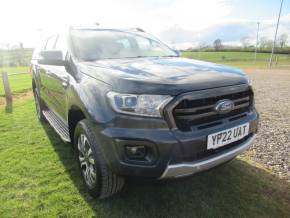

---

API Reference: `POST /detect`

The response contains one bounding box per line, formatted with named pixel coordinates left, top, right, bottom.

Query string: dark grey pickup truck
left=31, top=26, right=259, bottom=198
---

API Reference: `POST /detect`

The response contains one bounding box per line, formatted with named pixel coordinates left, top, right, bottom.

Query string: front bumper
left=92, top=108, right=259, bottom=179
left=160, top=134, right=256, bottom=179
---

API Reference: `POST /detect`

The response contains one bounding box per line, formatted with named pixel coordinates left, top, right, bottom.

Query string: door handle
left=46, top=70, right=53, bottom=78
left=61, top=76, right=69, bottom=88
left=62, top=81, right=68, bottom=88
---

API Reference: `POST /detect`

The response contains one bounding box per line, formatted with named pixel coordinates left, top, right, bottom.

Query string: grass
left=183, top=51, right=290, bottom=68
left=0, top=66, right=31, bottom=96
left=0, top=98, right=289, bottom=217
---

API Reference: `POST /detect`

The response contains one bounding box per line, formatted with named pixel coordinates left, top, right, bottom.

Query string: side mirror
left=37, top=50, right=66, bottom=66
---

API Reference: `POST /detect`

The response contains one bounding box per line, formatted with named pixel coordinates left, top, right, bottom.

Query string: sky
left=0, top=0, right=289, bottom=48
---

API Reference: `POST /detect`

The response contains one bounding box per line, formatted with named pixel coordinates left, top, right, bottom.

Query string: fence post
left=1, top=72, right=13, bottom=112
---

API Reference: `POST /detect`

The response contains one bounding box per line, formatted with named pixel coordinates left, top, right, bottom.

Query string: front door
left=44, top=65, right=69, bottom=120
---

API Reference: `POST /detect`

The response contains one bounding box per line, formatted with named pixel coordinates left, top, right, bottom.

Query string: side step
left=42, top=109, right=71, bottom=143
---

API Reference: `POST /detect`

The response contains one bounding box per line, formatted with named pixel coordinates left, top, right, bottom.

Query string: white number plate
left=207, top=123, right=249, bottom=150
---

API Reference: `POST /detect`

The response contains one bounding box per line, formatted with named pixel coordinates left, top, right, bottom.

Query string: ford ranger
left=31, top=26, right=259, bottom=198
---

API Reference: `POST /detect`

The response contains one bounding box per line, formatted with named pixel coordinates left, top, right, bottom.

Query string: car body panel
left=80, top=57, right=247, bottom=95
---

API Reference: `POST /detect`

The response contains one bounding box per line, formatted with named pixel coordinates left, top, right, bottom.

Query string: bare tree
left=265, top=39, right=274, bottom=48
left=198, top=41, right=208, bottom=50
left=259, top=37, right=268, bottom=49
left=19, top=42, right=24, bottom=49
left=240, top=37, right=251, bottom=49
left=278, top=33, right=288, bottom=48
left=213, top=39, right=222, bottom=51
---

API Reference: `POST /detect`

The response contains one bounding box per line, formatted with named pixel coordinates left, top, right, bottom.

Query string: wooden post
left=1, top=72, right=13, bottom=112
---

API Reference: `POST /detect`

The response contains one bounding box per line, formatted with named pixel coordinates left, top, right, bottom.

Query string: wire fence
left=0, top=71, right=31, bottom=111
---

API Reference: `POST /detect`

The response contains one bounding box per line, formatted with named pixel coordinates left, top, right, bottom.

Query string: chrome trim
left=164, top=84, right=251, bottom=129
left=159, top=134, right=256, bottom=179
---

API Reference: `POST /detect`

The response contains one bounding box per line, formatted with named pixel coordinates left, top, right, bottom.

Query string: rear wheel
left=33, top=88, right=46, bottom=122
left=74, top=119, right=124, bottom=199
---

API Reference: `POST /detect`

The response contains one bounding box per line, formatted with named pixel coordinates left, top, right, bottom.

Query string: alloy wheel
left=77, top=134, right=97, bottom=187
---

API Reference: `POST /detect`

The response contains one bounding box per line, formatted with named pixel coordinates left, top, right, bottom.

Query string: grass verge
left=0, top=97, right=289, bottom=217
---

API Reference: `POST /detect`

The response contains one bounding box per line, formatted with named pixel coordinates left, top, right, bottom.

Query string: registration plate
left=207, top=123, right=249, bottom=150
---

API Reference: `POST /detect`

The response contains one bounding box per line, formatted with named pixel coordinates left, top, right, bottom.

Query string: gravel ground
left=243, top=69, right=290, bottom=180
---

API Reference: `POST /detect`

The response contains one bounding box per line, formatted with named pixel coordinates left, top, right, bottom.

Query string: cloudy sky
left=0, top=0, right=289, bottom=48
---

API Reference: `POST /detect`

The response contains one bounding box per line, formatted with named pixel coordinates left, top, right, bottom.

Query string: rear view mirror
left=37, top=50, right=65, bottom=66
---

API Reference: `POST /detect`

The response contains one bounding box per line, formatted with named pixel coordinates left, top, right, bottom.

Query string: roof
left=69, top=24, right=145, bottom=33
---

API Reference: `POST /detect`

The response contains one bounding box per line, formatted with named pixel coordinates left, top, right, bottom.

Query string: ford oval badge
left=214, top=99, right=234, bottom=114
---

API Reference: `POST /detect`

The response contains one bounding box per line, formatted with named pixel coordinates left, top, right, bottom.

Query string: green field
left=0, top=66, right=30, bottom=96
left=183, top=51, right=290, bottom=68
left=0, top=98, right=289, bottom=217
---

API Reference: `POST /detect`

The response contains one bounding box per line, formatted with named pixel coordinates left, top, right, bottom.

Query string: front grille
left=172, top=90, right=253, bottom=131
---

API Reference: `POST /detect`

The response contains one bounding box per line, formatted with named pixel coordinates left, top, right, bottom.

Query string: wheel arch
left=68, top=105, right=87, bottom=144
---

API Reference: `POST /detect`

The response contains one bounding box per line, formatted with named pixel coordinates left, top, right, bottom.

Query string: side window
left=45, top=35, right=57, bottom=50
left=55, top=33, right=68, bottom=59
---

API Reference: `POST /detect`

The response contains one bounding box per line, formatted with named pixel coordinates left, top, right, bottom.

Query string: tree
left=259, top=37, right=268, bottom=49
left=213, top=39, right=222, bottom=51
left=265, top=39, right=273, bottom=48
left=198, top=41, right=208, bottom=50
left=240, top=37, right=251, bottom=49
left=19, top=42, right=24, bottom=49
left=278, top=33, right=288, bottom=48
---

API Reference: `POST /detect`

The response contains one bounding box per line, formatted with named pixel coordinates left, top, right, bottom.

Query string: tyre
left=33, top=88, right=46, bottom=122
left=74, top=119, right=125, bottom=199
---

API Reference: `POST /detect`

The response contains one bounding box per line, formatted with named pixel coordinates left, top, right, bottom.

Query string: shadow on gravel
left=41, top=122, right=290, bottom=218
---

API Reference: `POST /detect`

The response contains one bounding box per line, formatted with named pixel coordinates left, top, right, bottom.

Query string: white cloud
left=0, top=0, right=232, bottom=47
left=0, top=0, right=289, bottom=48
left=159, top=12, right=290, bottom=48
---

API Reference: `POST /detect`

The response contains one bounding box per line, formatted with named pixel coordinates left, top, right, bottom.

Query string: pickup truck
left=31, top=26, right=259, bottom=198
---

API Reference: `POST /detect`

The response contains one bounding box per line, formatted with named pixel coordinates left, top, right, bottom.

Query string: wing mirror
left=37, top=50, right=66, bottom=66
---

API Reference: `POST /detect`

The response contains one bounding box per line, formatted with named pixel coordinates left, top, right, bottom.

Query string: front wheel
left=74, top=119, right=124, bottom=199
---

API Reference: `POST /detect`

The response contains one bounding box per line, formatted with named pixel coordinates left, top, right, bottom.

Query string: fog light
left=125, top=145, right=146, bottom=159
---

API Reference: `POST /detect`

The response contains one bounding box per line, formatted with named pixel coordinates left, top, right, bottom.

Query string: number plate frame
left=207, top=123, right=250, bottom=150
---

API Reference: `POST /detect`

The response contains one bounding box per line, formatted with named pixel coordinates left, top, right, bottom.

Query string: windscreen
left=70, top=30, right=177, bottom=61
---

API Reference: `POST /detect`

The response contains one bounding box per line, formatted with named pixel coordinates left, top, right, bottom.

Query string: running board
left=42, top=109, right=71, bottom=143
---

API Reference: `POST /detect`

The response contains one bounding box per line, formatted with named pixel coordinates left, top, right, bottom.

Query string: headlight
left=107, top=91, right=173, bottom=117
